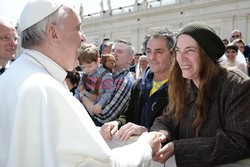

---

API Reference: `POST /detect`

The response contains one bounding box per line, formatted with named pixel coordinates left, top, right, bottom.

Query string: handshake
left=137, top=131, right=174, bottom=164
left=100, top=121, right=174, bottom=164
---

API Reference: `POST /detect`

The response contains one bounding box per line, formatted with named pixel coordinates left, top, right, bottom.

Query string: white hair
left=20, top=5, right=71, bottom=49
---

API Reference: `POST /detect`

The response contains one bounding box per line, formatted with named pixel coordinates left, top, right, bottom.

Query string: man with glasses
left=230, top=29, right=250, bottom=75
left=230, top=29, right=250, bottom=58
left=230, top=29, right=242, bottom=42
left=0, top=19, right=18, bottom=75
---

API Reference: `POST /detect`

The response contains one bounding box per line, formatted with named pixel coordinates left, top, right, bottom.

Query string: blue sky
left=0, top=0, right=138, bottom=24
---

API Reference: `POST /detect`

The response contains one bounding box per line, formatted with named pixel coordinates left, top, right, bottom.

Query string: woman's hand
left=153, top=142, right=174, bottom=164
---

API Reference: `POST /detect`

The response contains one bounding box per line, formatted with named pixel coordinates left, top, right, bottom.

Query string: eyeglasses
left=0, top=35, right=19, bottom=43
left=231, top=35, right=240, bottom=38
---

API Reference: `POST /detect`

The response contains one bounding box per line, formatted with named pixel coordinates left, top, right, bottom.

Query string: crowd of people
left=221, top=29, right=250, bottom=75
left=0, top=0, right=249, bottom=166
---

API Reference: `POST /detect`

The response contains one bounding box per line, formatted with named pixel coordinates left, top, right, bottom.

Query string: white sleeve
left=110, top=140, right=152, bottom=167
left=11, top=81, right=152, bottom=167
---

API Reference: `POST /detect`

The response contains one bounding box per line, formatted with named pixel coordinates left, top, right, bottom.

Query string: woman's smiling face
left=175, top=34, right=201, bottom=85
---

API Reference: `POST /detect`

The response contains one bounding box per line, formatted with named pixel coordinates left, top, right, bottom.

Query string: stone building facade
left=81, top=0, right=250, bottom=52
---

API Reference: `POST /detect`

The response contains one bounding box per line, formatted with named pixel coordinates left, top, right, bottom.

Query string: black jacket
left=117, top=69, right=169, bottom=128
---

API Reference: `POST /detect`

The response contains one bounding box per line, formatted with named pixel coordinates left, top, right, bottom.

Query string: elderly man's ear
left=47, top=24, right=60, bottom=44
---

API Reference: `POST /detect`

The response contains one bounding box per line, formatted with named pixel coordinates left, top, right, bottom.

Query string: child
left=77, top=43, right=115, bottom=117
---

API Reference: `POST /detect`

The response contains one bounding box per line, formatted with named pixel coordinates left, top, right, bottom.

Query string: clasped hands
left=100, top=121, right=174, bottom=163
left=134, top=131, right=174, bottom=164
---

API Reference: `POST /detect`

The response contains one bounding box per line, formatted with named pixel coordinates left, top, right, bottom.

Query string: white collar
left=23, top=49, right=67, bottom=86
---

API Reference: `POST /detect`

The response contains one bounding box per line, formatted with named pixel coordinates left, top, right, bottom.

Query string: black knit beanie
left=177, top=22, right=225, bottom=61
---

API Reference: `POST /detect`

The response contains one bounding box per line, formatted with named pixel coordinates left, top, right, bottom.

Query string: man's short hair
left=142, top=27, right=175, bottom=53
left=115, top=39, right=135, bottom=55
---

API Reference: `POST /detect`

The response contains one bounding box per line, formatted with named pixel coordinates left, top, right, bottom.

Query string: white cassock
left=0, top=49, right=152, bottom=167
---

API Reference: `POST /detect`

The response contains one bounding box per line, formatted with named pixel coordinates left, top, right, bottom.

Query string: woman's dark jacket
left=151, top=69, right=250, bottom=167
